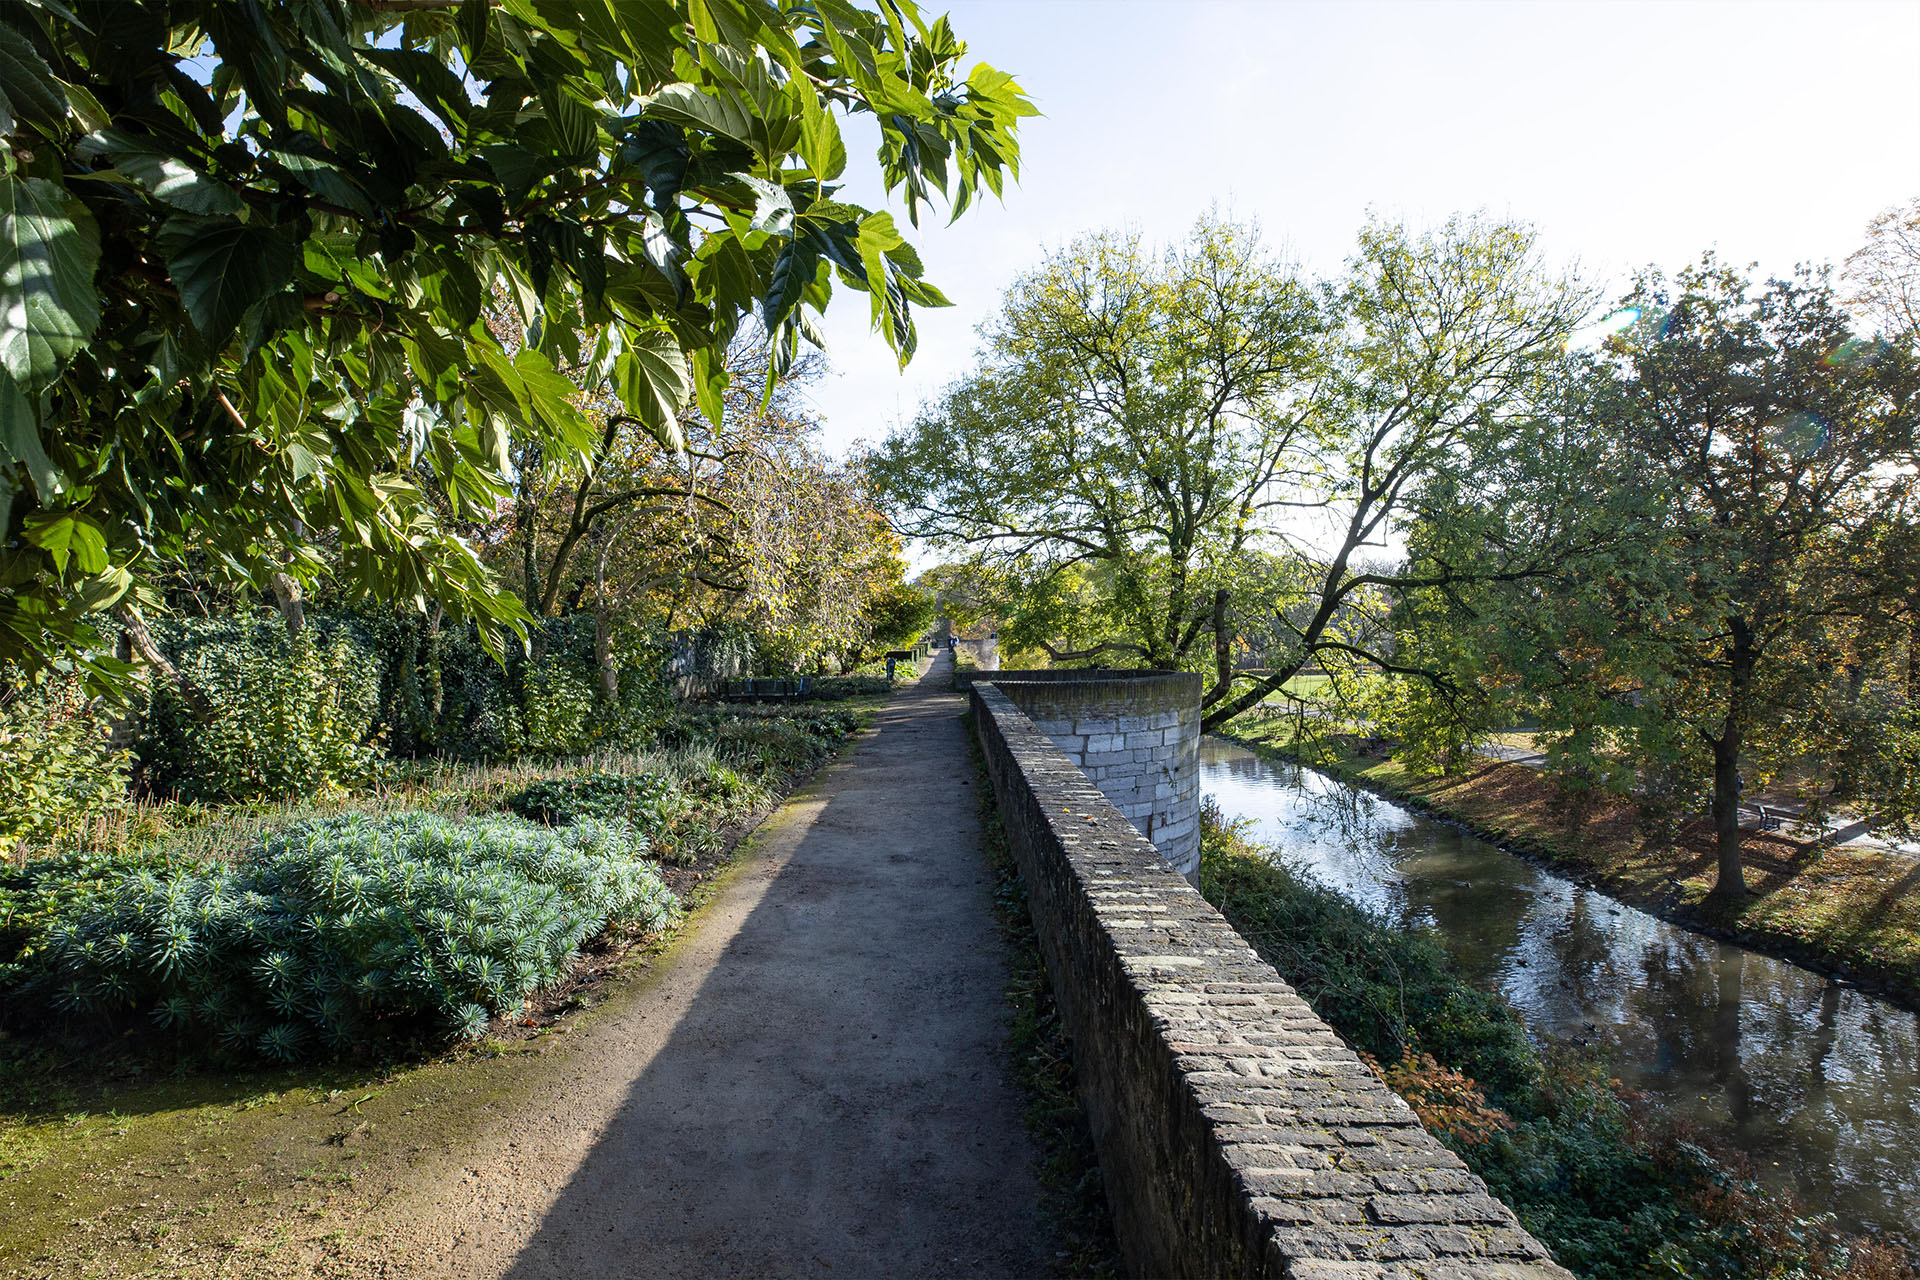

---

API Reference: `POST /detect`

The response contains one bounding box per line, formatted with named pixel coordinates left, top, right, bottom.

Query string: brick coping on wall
left=971, top=684, right=1571, bottom=1280
left=953, top=665, right=1191, bottom=693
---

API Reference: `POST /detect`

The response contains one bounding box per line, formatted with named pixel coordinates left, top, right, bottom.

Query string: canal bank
left=1199, top=736, right=1920, bottom=1248
left=1216, top=723, right=1920, bottom=1014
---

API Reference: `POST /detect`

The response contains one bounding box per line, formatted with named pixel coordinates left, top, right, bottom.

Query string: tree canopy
left=1528, top=263, right=1918, bottom=894
left=0, top=0, right=1032, bottom=681
left=874, top=213, right=1589, bottom=728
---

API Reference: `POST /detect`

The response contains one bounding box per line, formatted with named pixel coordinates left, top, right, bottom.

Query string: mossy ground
left=1221, top=714, right=1920, bottom=1010
left=964, top=716, right=1119, bottom=1279
left=0, top=700, right=885, bottom=1278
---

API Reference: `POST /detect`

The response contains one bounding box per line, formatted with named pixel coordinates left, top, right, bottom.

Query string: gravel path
left=372, top=653, right=1050, bottom=1279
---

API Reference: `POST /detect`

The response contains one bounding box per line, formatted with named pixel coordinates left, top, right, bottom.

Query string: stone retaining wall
left=971, top=683, right=1569, bottom=1280
left=963, top=670, right=1201, bottom=881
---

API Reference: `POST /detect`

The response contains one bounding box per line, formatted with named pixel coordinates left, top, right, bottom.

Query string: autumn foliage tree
left=1547, top=262, right=1920, bottom=896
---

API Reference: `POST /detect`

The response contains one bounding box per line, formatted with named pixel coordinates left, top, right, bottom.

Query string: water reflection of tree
left=1505, top=889, right=1639, bottom=1036
left=1208, top=749, right=1920, bottom=1240
left=1712, top=949, right=1756, bottom=1133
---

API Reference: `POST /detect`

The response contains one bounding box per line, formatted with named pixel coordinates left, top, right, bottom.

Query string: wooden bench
left=719, top=677, right=811, bottom=702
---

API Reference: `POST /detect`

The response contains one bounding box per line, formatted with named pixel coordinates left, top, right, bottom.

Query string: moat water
left=1199, top=736, right=1920, bottom=1242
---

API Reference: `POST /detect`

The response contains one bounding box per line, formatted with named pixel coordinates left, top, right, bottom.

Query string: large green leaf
left=0, top=24, right=64, bottom=128
left=266, top=149, right=375, bottom=218
left=645, top=82, right=755, bottom=148
left=0, top=175, right=101, bottom=391
left=0, top=368, right=59, bottom=499
left=761, top=238, right=813, bottom=332
left=80, top=131, right=243, bottom=216
left=616, top=328, right=691, bottom=452
left=22, top=511, right=108, bottom=575
left=793, top=82, right=847, bottom=181
left=540, top=81, right=601, bottom=160
left=157, top=215, right=297, bottom=348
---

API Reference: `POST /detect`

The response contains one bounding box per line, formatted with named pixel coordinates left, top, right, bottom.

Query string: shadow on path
left=491, top=654, right=1048, bottom=1279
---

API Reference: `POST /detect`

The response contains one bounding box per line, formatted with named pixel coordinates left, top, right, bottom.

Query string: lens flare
left=1597, top=307, right=1640, bottom=335
left=1767, top=411, right=1830, bottom=458
left=1824, top=337, right=1888, bottom=369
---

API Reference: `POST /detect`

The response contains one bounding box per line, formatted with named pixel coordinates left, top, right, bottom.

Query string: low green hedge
left=794, top=675, right=892, bottom=700
left=4, top=812, right=677, bottom=1062
left=659, top=708, right=861, bottom=775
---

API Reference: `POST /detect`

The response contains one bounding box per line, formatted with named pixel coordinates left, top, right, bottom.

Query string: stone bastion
left=957, top=668, right=1202, bottom=882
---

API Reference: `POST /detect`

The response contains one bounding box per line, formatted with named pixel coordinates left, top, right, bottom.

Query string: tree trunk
left=270, top=572, right=306, bottom=636
left=1202, top=588, right=1233, bottom=708
left=1159, top=550, right=1189, bottom=669
left=518, top=460, right=542, bottom=612
left=115, top=605, right=211, bottom=722
left=271, top=517, right=307, bottom=636
left=426, top=604, right=445, bottom=718
left=1710, top=723, right=1747, bottom=896
left=1710, top=617, right=1757, bottom=898
left=1906, top=614, right=1920, bottom=703
left=594, top=607, right=618, bottom=704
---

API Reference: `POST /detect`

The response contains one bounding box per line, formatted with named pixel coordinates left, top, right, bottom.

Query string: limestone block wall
left=975, top=670, right=1200, bottom=881
left=970, top=683, right=1570, bottom=1280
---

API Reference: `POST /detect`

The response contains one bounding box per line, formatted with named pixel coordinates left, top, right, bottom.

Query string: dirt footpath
left=365, top=656, right=1050, bottom=1278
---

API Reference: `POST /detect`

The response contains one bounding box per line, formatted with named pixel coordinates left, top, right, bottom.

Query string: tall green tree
left=872, top=215, right=1328, bottom=672
left=0, top=0, right=1032, bottom=682
left=1198, top=217, right=1590, bottom=728
left=1549, top=261, right=1920, bottom=896
left=876, top=214, right=1589, bottom=729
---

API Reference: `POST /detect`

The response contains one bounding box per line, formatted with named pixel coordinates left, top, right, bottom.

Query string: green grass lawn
left=1259, top=672, right=1333, bottom=702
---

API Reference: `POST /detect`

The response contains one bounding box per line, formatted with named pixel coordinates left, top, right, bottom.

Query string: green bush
left=0, top=849, right=175, bottom=990
left=781, top=675, right=893, bottom=701
left=661, top=708, right=861, bottom=776
left=11, top=812, right=677, bottom=1061
left=130, top=611, right=677, bottom=770
left=506, top=772, right=677, bottom=831
left=521, top=655, right=599, bottom=757
left=141, top=618, right=383, bottom=802
left=0, top=669, right=130, bottom=857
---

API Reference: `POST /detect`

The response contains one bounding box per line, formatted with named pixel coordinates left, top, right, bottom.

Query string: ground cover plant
left=0, top=698, right=870, bottom=1078
left=4, top=814, right=679, bottom=1065
left=503, top=756, right=764, bottom=866
left=507, top=772, right=679, bottom=829
left=1198, top=801, right=1910, bottom=1280
left=660, top=706, right=866, bottom=778
left=1221, top=712, right=1920, bottom=1008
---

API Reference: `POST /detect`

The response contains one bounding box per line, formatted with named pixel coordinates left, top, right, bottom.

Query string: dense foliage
left=1199, top=802, right=1907, bottom=1280
left=3, top=812, right=677, bottom=1063
left=507, top=771, right=678, bottom=829
left=0, top=0, right=1031, bottom=679
left=115, top=610, right=683, bottom=804
left=0, top=665, right=128, bottom=855
left=139, top=615, right=383, bottom=801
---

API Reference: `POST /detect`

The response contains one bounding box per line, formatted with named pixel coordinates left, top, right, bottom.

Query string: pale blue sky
left=804, top=0, right=1920, bottom=455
